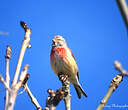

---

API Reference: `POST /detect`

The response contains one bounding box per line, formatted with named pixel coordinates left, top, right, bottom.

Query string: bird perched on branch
left=50, top=35, right=87, bottom=99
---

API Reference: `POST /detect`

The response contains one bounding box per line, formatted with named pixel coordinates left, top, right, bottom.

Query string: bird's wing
left=69, top=48, right=79, bottom=80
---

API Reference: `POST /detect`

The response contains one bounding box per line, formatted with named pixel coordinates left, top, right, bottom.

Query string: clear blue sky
left=0, top=0, right=128, bottom=110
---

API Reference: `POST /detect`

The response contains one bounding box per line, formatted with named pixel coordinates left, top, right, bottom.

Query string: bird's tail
left=74, top=84, right=87, bottom=99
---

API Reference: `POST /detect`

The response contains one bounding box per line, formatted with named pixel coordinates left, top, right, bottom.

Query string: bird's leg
left=58, top=73, right=68, bottom=84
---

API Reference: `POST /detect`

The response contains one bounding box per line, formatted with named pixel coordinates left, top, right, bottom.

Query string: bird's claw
left=58, top=73, right=68, bottom=83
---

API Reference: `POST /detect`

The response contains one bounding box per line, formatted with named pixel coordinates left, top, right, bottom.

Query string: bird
left=50, top=35, right=87, bottom=99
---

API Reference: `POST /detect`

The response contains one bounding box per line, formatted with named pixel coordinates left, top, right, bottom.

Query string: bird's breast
left=50, top=48, right=67, bottom=73
left=50, top=47, right=78, bottom=77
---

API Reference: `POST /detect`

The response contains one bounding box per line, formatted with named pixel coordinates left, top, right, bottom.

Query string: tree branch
left=0, top=21, right=32, bottom=110
left=7, top=65, right=29, bottom=110
left=60, top=74, right=71, bottom=110
left=97, top=60, right=128, bottom=110
left=64, top=93, right=71, bottom=110
left=24, top=84, right=42, bottom=110
left=45, top=73, right=71, bottom=110
left=5, top=46, right=11, bottom=110
left=0, top=75, right=10, bottom=90
left=116, top=0, right=128, bottom=29
left=11, top=21, right=31, bottom=87
left=114, top=60, right=128, bottom=76
left=97, top=74, right=123, bottom=110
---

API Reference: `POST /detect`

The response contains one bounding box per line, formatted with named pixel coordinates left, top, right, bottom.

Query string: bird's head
left=52, top=35, right=67, bottom=48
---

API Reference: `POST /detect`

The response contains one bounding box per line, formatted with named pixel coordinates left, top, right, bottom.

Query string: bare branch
left=18, top=72, right=42, bottom=110
left=7, top=65, right=29, bottom=110
left=116, top=0, right=128, bottom=29
left=15, top=65, right=29, bottom=90
left=45, top=73, right=71, bottom=110
left=11, top=21, right=31, bottom=87
left=0, top=21, right=32, bottom=110
left=5, top=46, right=11, bottom=110
left=97, top=74, right=123, bottom=110
left=0, top=75, right=10, bottom=90
left=24, top=84, right=42, bottom=110
left=60, top=74, right=71, bottom=110
left=64, top=93, right=71, bottom=110
left=97, top=60, right=128, bottom=110
left=114, top=60, right=128, bottom=76
left=45, top=89, right=64, bottom=110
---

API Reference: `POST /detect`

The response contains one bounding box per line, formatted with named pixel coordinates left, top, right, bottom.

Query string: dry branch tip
left=22, top=73, right=29, bottom=86
left=20, top=21, right=28, bottom=31
left=114, top=60, right=128, bottom=76
left=5, top=46, right=11, bottom=59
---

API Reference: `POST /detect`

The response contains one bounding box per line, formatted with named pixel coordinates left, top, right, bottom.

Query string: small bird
left=50, top=35, right=87, bottom=99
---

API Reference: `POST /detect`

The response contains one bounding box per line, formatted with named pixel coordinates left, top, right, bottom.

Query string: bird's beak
left=52, top=39, right=56, bottom=46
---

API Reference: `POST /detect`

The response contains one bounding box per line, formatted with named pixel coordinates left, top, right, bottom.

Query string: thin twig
left=97, top=60, right=128, bottom=110
left=116, top=0, right=128, bottom=29
left=17, top=88, right=26, bottom=95
left=97, top=74, right=123, bottom=110
left=20, top=73, right=42, bottom=110
left=114, top=60, right=128, bottom=76
left=5, top=46, right=11, bottom=110
left=24, top=84, right=42, bottom=110
left=11, top=21, right=31, bottom=87
left=0, top=75, right=10, bottom=90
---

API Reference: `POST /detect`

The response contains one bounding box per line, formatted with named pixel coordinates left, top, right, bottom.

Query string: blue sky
left=0, top=0, right=128, bottom=110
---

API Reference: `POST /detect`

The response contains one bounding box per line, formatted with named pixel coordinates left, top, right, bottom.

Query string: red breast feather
left=50, top=47, right=67, bottom=61
left=50, top=47, right=78, bottom=84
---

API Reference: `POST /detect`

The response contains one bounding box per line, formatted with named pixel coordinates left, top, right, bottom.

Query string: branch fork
left=0, top=21, right=32, bottom=110
left=45, top=73, right=71, bottom=110
left=97, top=61, right=128, bottom=110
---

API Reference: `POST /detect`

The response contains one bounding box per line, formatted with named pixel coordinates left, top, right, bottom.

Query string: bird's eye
left=57, top=38, right=64, bottom=42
